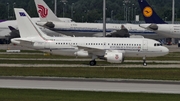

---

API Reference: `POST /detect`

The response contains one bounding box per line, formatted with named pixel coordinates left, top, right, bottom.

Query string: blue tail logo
left=138, top=0, right=166, bottom=24
left=19, top=12, right=26, bottom=17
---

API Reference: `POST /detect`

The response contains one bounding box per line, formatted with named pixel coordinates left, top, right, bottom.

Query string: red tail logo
left=38, top=5, right=48, bottom=18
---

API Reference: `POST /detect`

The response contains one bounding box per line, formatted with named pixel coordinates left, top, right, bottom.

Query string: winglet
left=34, top=0, right=61, bottom=22
left=138, top=0, right=167, bottom=24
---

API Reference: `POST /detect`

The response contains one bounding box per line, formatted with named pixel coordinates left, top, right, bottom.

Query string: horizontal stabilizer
left=139, top=24, right=158, bottom=31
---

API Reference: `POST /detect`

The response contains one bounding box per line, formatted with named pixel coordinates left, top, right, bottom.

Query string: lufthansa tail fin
left=14, top=8, right=48, bottom=41
left=138, top=0, right=166, bottom=24
left=34, top=0, right=61, bottom=22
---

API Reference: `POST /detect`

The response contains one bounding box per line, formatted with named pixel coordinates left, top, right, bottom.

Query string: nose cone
left=162, top=47, right=169, bottom=55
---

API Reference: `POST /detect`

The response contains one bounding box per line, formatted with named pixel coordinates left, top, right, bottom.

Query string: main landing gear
left=89, top=59, right=96, bottom=66
left=89, top=55, right=97, bottom=66
left=143, top=56, right=147, bottom=66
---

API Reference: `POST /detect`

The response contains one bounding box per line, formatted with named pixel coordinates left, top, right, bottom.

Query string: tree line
left=0, top=0, right=179, bottom=22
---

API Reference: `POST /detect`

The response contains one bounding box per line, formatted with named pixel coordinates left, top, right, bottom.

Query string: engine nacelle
left=104, top=52, right=124, bottom=63
left=74, top=50, right=89, bottom=57
left=11, top=38, right=20, bottom=45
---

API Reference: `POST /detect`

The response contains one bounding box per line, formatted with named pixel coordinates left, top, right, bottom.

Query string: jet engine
left=44, top=22, right=55, bottom=28
left=74, top=50, right=89, bottom=57
left=104, top=52, right=124, bottom=63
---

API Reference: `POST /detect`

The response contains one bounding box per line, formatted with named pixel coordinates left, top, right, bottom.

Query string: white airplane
left=35, top=0, right=165, bottom=38
left=0, top=17, right=73, bottom=43
left=138, top=0, right=180, bottom=38
left=11, top=8, right=169, bottom=66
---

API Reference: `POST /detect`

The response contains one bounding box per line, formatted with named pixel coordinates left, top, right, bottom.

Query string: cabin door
left=143, top=40, right=148, bottom=51
left=44, top=42, right=50, bottom=49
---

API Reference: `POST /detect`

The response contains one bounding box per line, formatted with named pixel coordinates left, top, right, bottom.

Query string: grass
left=0, top=52, right=180, bottom=60
left=0, top=51, right=179, bottom=80
left=0, top=59, right=177, bottom=65
left=0, top=67, right=180, bottom=80
left=0, top=88, right=179, bottom=101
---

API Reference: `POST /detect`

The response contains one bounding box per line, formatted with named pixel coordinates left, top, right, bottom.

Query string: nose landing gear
left=143, top=56, right=147, bottom=66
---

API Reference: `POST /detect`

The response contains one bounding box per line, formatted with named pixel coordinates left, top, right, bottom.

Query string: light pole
left=71, top=3, right=74, bottom=19
left=60, top=0, right=67, bottom=17
left=165, top=17, right=167, bottom=22
left=103, top=0, right=106, bottom=37
left=63, top=3, right=66, bottom=17
left=7, top=3, right=9, bottom=19
left=128, top=7, right=131, bottom=22
left=172, top=0, right=175, bottom=24
left=82, top=16, right=84, bottom=22
left=123, top=4, right=125, bottom=20
left=54, top=0, right=57, bottom=15
left=131, top=4, right=134, bottom=21
left=111, top=10, right=113, bottom=21
left=13, top=2, right=16, bottom=18
left=134, top=7, right=137, bottom=21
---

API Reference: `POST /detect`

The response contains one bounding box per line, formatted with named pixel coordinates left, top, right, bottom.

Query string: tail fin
left=138, top=0, right=166, bottom=24
left=34, top=0, right=60, bottom=22
left=14, top=8, right=48, bottom=41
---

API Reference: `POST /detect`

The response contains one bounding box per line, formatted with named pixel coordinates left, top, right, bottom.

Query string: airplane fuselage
left=12, top=37, right=169, bottom=57
left=37, top=22, right=162, bottom=38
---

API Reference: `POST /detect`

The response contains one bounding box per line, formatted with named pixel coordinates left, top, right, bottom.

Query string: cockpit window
left=154, top=43, right=162, bottom=46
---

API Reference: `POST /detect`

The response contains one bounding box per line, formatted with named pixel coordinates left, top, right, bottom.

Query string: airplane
left=35, top=0, right=165, bottom=38
left=11, top=8, right=169, bottom=66
left=0, top=17, right=73, bottom=44
left=138, top=0, right=180, bottom=38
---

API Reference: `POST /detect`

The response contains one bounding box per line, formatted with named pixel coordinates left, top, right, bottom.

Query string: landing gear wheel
left=143, top=56, right=147, bottom=66
left=143, top=61, right=147, bottom=66
left=89, top=60, right=96, bottom=66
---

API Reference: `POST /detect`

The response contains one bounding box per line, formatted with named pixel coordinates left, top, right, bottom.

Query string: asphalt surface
left=0, top=77, right=180, bottom=94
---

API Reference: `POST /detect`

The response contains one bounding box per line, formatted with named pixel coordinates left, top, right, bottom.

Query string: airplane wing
left=139, top=24, right=158, bottom=31
left=76, top=45, right=106, bottom=56
left=76, top=45, right=126, bottom=57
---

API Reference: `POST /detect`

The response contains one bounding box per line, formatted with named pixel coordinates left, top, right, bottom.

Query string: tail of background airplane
left=138, top=0, right=166, bottom=24
left=34, top=0, right=61, bottom=22
left=14, top=8, right=48, bottom=41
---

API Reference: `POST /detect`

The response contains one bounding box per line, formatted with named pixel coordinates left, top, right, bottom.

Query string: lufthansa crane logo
left=38, top=5, right=48, bottom=18
left=143, top=6, right=153, bottom=17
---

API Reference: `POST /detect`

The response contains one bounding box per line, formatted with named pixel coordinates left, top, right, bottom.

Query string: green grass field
left=0, top=88, right=179, bottom=101
left=0, top=51, right=180, bottom=80
left=0, top=67, right=180, bottom=80
left=0, top=52, right=180, bottom=60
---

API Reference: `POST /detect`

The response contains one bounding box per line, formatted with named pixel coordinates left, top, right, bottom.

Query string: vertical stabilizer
left=34, top=0, right=60, bottom=22
left=138, top=0, right=166, bottom=24
left=14, top=8, right=48, bottom=41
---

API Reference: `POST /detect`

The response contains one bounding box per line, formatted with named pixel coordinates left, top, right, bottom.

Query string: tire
left=89, top=60, right=96, bottom=66
left=143, top=62, right=147, bottom=66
